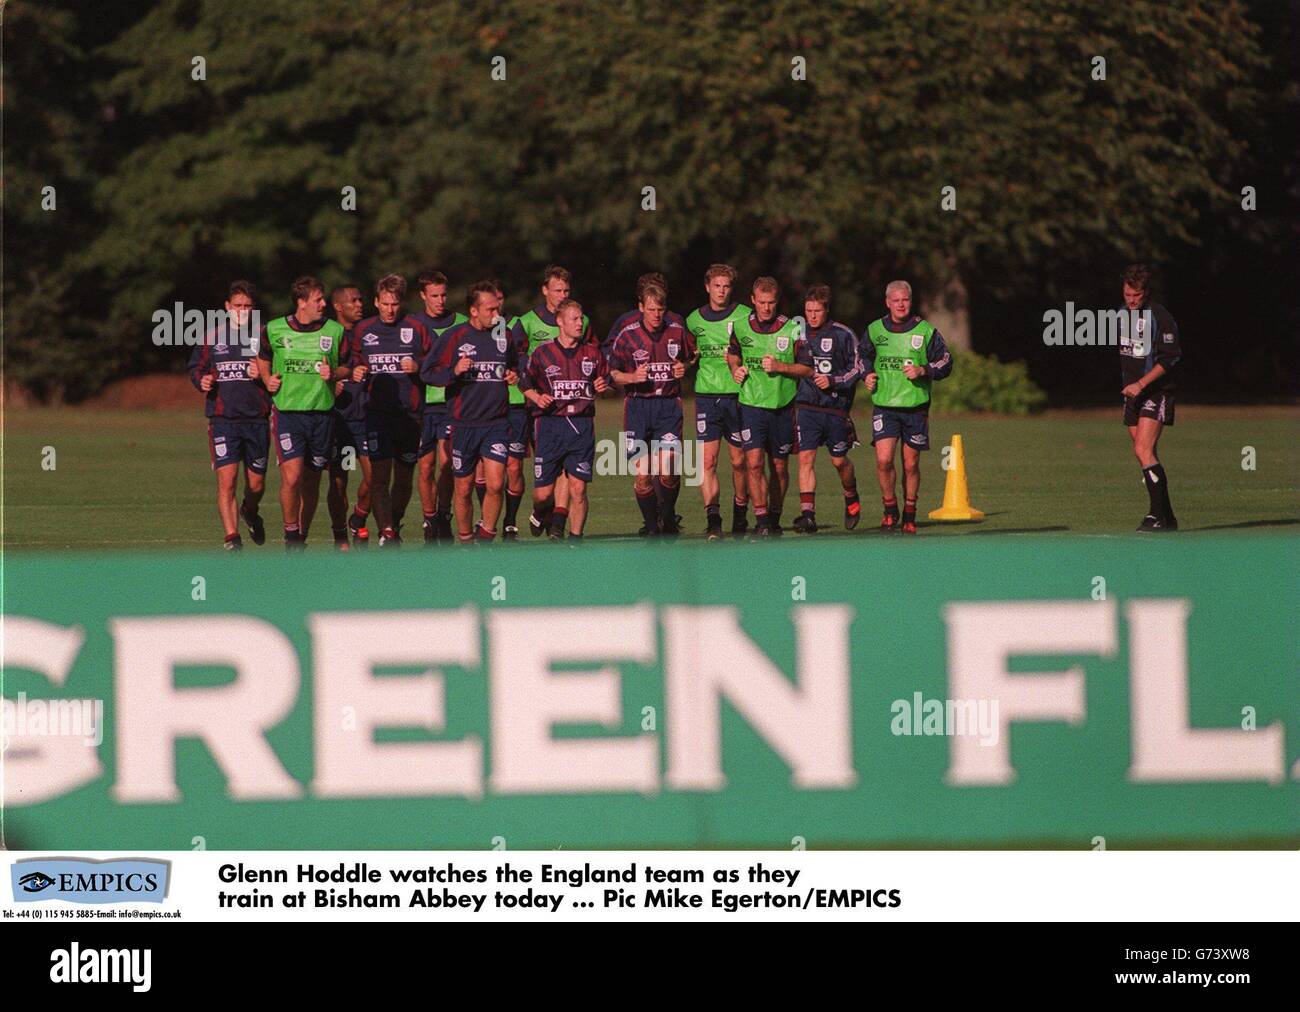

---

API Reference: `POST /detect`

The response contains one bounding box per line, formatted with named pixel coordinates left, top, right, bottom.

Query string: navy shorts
left=1123, top=392, right=1175, bottom=427
left=449, top=420, right=511, bottom=477
left=272, top=409, right=333, bottom=470
left=623, top=396, right=683, bottom=459
left=364, top=410, right=420, bottom=464
left=419, top=404, right=452, bottom=457
left=871, top=407, right=930, bottom=451
left=332, top=412, right=366, bottom=463
left=694, top=393, right=743, bottom=446
left=795, top=406, right=858, bottom=457
left=533, top=416, right=595, bottom=487
left=740, top=402, right=795, bottom=459
left=209, top=418, right=269, bottom=474
left=506, top=405, right=529, bottom=459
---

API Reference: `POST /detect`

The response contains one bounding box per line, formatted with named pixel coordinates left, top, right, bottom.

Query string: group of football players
left=189, top=264, right=956, bottom=550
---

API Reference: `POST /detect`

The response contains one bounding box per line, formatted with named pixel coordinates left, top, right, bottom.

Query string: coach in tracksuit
left=420, top=280, right=520, bottom=542
left=793, top=284, right=866, bottom=533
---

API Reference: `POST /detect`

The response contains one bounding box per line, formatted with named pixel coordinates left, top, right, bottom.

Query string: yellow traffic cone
left=928, top=434, right=985, bottom=521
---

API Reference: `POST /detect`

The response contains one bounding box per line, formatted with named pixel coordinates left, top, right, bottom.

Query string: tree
left=4, top=0, right=1283, bottom=396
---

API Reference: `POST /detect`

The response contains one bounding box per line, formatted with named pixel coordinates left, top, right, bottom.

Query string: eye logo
left=19, top=872, right=54, bottom=893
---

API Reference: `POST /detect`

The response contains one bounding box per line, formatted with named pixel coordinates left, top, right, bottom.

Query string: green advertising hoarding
left=2, top=537, right=1296, bottom=849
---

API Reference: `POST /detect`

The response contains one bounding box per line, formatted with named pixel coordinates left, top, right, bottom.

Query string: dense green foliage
left=929, top=351, right=1048, bottom=415
left=3, top=1, right=1292, bottom=403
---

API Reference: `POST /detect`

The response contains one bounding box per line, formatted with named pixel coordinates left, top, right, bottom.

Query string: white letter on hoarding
left=0, top=618, right=98, bottom=805
left=110, top=616, right=302, bottom=802
left=944, top=601, right=1116, bottom=785
left=488, top=605, right=658, bottom=794
left=1127, top=598, right=1285, bottom=783
left=662, top=605, right=856, bottom=790
left=309, top=608, right=482, bottom=798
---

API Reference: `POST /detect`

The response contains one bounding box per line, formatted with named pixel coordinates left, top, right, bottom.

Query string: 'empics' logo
left=11, top=858, right=170, bottom=905
left=18, top=871, right=54, bottom=893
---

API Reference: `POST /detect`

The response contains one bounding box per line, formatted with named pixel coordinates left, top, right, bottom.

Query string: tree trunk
left=924, top=269, right=971, bottom=352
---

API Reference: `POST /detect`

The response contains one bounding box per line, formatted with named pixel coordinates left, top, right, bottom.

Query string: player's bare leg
left=874, top=437, right=900, bottom=531
left=794, top=448, right=818, bottom=532
left=279, top=456, right=306, bottom=548
left=832, top=453, right=860, bottom=530
left=550, top=471, right=570, bottom=537
left=567, top=476, right=589, bottom=537
left=532, top=481, right=558, bottom=538
left=345, top=455, right=373, bottom=547
left=453, top=475, right=476, bottom=542
left=298, top=465, right=324, bottom=541
left=479, top=459, right=506, bottom=538
left=745, top=447, right=769, bottom=533
left=215, top=463, right=241, bottom=547
left=1129, top=417, right=1176, bottom=530
left=700, top=438, right=724, bottom=538
left=391, top=460, right=415, bottom=538
left=240, top=468, right=266, bottom=545
left=474, top=459, right=488, bottom=515
left=327, top=460, right=350, bottom=549
left=418, top=450, right=437, bottom=542
left=900, top=443, right=922, bottom=534
left=370, top=458, right=397, bottom=543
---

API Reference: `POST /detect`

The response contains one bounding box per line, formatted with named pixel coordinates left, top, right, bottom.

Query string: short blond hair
left=639, top=284, right=667, bottom=307
left=885, top=280, right=911, bottom=299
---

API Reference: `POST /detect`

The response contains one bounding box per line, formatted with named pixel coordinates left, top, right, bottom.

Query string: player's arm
left=256, top=324, right=281, bottom=392
left=607, top=336, right=644, bottom=387
left=339, top=327, right=362, bottom=384
left=504, top=322, right=521, bottom=386
left=420, top=330, right=461, bottom=387
left=860, top=330, right=879, bottom=392
left=726, top=325, right=748, bottom=381
left=508, top=317, right=529, bottom=377
left=682, top=326, right=700, bottom=368
left=911, top=329, right=952, bottom=382
left=519, top=352, right=553, bottom=409
left=764, top=339, right=813, bottom=378
left=189, top=343, right=214, bottom=392
left=1125, top=307, right=1181, bottom=396
left=829, top=328, right=866, bottom=389
left=328, top=334, right=349, bottom=381
left=593, top=349, right=613, bottom=395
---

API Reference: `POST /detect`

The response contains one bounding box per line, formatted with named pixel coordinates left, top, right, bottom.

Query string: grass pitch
left=3, top=400, right=1296, bottom=551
